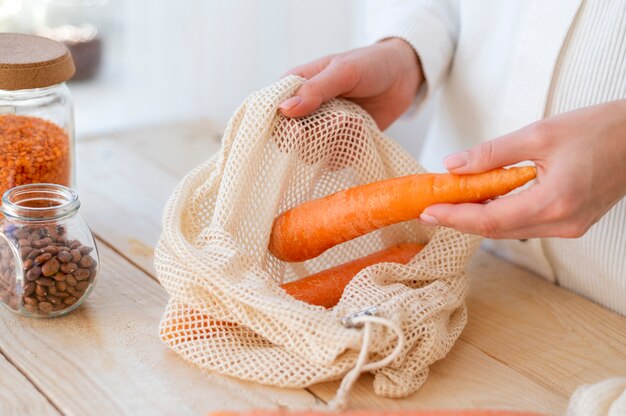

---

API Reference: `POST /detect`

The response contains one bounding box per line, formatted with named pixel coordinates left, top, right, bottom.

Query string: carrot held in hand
left=269, top=166, right=536, bottom=262
left=282, top=242, right=424, bottom=308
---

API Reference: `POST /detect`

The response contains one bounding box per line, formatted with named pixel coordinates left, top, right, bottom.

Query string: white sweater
left=368, top=0, right=626, bottom=317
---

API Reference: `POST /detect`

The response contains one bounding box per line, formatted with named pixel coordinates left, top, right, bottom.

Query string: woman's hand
left=419, top=99, right=626, bottom=239
left=279, top=38, right=424, bottom=130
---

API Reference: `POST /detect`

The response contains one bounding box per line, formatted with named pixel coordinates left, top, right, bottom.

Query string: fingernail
left=279, top=96, right=302, bottom=111
left=443, top=151, right=469, bottom=170
left=419, top=213, right=438, bottom=225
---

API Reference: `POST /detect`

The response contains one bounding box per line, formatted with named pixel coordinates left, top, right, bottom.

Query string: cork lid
left=0, top=33, right=76, bottom=91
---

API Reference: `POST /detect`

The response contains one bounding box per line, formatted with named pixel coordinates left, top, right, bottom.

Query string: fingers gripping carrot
left=269, top=167, right=536, bottom=262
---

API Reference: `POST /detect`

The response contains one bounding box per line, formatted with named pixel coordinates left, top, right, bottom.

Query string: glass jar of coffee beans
left=0, top=183, right=98, bottom=317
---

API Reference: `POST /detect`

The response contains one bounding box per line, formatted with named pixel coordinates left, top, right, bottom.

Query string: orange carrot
left=161, top=243, right=424, bottom=343
left=208, top=410, right=546, bottom=416
left=269, top=166, right=536, bottom=262
left=282, top=242, right=424, bottom=308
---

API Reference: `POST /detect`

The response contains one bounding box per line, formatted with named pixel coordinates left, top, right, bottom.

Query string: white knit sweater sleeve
left=364, top=0, right=460, bottom=101
left=567, top=377, right=626, bottom=416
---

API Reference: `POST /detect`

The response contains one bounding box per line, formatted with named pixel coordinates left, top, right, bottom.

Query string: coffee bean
left=43, top=245, right=60, bottom=255
left=66, top=275, right=77, bottom=287
left=48, top=286, right=57, bottom=295
left=38, top=302, right=53, bottom=313
left=23, top=282, right=35, bottom=297
left=60, top=262, right=77, bottom=274
left=63, top=296, right=77, bottom=306
left=46, top=225, right=59, bottom=240
left=36, top=278, right=55, bottom=287
left=47, top=296, right=61, bottom=306
left=56, top=292, right=69, bottom=299
left=26, top=266, right=42, bottom=281
left=41, top=258, right=60, bottom=277
left=69, top=241, right=81, bottom=250
left=52, top=272, right=66, bottom=282
left=56, top=281, right=67, bottom=292
left=57, top=251, right=72, bottom=263
left=24, top=296, right=38, bottom=305
left=19, top=245, right=33, bottom=258
left=35, top=285, right=47, bottom=297
left=23, top=259, right=33, bottom=270
left=27, top=249, right=43, bottom=260
left=31, top=238, right=53, bottom=249
left=79, top=255, right=93, bottom=268
left=56, top=238, right=70, bottom=246
left=34, top=252, right=52, bottom=265
left=70, top=249, right=81, bottom=263
left=75, top=268, right=90, bottom=281
left=76, top=281, right=89, bottom=291
left=78, top=246, right=93, bottom=255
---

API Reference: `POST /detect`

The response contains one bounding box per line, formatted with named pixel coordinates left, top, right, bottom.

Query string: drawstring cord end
left=329, top=307, right=405, bottom=411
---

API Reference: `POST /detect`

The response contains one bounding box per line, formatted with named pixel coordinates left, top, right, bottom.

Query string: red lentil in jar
left=0, top=33, right=76, bottom=198
left=0, top=115, right=71, bottom=197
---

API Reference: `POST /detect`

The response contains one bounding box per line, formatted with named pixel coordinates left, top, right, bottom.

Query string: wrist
left=381, top=37, right=424, bottom=95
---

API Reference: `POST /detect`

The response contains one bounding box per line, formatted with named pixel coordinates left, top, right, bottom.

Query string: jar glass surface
left=0, top=184, right=98, bottom=318
left=0, top=83, right=75, bottom=197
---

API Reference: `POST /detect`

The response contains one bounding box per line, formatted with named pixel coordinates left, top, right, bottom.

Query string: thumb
left=443, top=127, right=539, bottom=173
left=279, top=60, right=360, bottom=118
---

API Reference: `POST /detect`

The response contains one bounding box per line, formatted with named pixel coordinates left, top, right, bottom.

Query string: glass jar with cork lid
left=0, top=33, right=76, bottom=197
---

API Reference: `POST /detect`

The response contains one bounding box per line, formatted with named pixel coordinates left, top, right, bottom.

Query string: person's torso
left=420, top=0, right=626, bottom=315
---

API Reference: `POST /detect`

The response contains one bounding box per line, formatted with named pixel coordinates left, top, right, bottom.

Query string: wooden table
left=1, top=120, right=625, bottom=416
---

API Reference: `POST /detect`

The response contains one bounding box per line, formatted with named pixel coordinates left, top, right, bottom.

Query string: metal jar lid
left=0, top=33, right=76, bottom=91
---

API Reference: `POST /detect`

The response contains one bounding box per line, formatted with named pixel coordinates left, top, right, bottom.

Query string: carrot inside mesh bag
left=155, top=76, right=483, bottom=410
left=160, top=242, right=425, bottom=344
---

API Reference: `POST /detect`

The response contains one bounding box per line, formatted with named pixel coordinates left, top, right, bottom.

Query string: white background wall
left=70, top=0, right=432, bottom=158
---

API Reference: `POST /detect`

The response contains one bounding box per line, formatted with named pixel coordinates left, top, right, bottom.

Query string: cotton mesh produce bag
left=155, top=76, right=481, bottom=409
